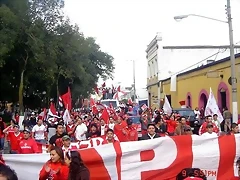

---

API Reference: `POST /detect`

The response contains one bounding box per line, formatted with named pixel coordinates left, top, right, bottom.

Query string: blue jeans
left=0, top=138, right=4, bottom=150
left=35, top=139, right=46, bottom=144
left=10, top=150, right=18, bottom=154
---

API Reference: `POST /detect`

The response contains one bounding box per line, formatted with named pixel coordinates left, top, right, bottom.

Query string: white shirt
left=108, top=123, right=115, bottom=130
left=213, top=120, right=221, bottom=132
left=101, top=125, right=107, bottom=136
left=201, top=132, right=218, bottom=138
left=32, top=124, right=46, bottom=140
left=75, top=123, right=87, bottom=141
left=194, top=110, right=200, bottom=119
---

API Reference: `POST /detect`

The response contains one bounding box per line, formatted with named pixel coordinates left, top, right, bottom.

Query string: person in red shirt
left=125, top=118, right=138, bottom=141
left=165, top=115, right=177, bottom=136
left=65, top=120, right=77, bottom=141
left=113, top=116, right=128, bottom=142
left=14, top=112, right=20, bottom=123
left=18, top=129, right=40, bottom=154
left=3, top=119, right=15, bottom=147
left=199, top=115, right=219, bottom=135
left=102, top=129, right=118, bottom=144
left=39, top=146, right=69, bottom=180
left=7, top=124, right=23, bottom=154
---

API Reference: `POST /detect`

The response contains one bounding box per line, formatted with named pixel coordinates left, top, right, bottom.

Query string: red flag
left=102, top=82, right=106, bottom=88
left=128, top=98, right=133, bottom=105
left=92, top=105, right=98, bottom=115
left=94, top=85, right=99, bottom=94
left=49, top=102, right=57, bottom=115
left=61, top=87, right=72, bottom=110
left=117, top=85, right=120, bottom=92
left=90, top=98, right=95, bottom=107
left=101, top=108, right=109, bottom=124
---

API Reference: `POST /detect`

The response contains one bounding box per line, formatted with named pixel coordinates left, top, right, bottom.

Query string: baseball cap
left=62, top=135, right=71, bottom=141
left=126, top=118, right=133, bottom=125
left=13, top=124, right=19, bottom=129
left=23, top=128, right=31, bottom=133
left=206, top=123, right=213, bottom=128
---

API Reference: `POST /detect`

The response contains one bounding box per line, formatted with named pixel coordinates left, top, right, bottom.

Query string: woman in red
left=39, top=146, right=69, bottom=180
left=165, top=115, right=177, bottom=136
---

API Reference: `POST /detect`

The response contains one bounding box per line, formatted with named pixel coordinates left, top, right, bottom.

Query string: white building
left=146, top=33, right=240, bottom=107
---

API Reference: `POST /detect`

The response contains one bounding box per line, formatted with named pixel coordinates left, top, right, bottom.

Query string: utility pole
left=227, top=0, right=238, bottom=123
left=133, top=60, right=136, bottom=103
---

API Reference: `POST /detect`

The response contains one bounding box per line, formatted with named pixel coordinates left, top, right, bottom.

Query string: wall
left=161, top=56, right=240, bottom=113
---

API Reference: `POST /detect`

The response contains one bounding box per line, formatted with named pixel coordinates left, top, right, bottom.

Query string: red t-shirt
left=114, top=122, right=128, bottom=142
left=165, top=120, right=177, bottom=133
left=199, top=122, right=219, bottom=135
left=126, top=126, right=138, bottom=141
left=15, top=115, right=20, bottom=123
left=9, top=132, right=23, bottom=151
left=18, top=138, right=40, bottom=154
left=39, top=161, right=69, bottom=180
left=6, top=126, right=14, bottom=141
left=102, top=139, right=119, bottom=145
left=66, top=125, right=75, bottom=138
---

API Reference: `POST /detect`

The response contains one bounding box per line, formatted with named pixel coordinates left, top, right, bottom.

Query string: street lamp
left=174, top=0, right=238, bottom=123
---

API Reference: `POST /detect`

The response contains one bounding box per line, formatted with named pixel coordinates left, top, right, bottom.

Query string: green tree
left=0, top=0, right=115, bottom=112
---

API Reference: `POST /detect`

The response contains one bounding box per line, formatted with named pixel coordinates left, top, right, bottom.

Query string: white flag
left=204, top=87, right=224, bottom=122
left=170, top=74, right=177, bottom=92
left=163, top=95, right=172, bottom=115
left=63, top=109, right=71, bottom=125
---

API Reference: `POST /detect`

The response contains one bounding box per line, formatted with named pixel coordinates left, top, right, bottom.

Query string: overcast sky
left=64, top=0, right=240, bottom=89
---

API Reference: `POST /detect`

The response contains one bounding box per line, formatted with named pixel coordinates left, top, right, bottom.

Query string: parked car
left=173, top=108, right=200, bottom=135
left=128, top=116, right=142, bottom=138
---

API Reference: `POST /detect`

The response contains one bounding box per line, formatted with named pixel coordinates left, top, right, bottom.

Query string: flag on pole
left=204, top=87, right=224, bottom=123
left=58, top=96, right=63, bottom=107
left=163, top=95, right=172, bottom=115
left=62, top=87, right=72, bottom=110
left=63, top=109, right=71, bottom=125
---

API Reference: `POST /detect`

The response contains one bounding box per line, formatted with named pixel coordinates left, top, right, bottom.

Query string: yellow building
left=158, top=53, right=240, bottom=113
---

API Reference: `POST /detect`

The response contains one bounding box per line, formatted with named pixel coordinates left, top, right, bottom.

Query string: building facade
left=161, top=53, right=240, bottom=114
left=146, top=33, right=240, bottom=109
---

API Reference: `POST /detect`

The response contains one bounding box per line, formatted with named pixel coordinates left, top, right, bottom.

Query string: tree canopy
left=0, top=0, right=114, bottom=112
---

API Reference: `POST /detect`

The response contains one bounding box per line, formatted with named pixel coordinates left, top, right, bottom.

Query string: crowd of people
left=0, top=103, right=240, bottom=179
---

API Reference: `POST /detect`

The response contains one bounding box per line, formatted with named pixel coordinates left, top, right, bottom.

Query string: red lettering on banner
left=140, top=150, right=155, bottom=161
left=217, top=135, right=236, bottom=179
left=140, top=136, right=193, bottom=180
left=113, top=141, right=122, bottom=180
left=79, top=148, right=111, bottom=180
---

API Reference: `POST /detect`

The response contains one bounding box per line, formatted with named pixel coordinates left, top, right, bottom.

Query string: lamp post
left=174, top=0, right=238, bottom=123
left=132, top=60, right=136, bottom=103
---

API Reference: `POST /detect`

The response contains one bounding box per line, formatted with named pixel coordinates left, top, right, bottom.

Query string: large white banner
left=3, top=134, right=240, bottom=180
